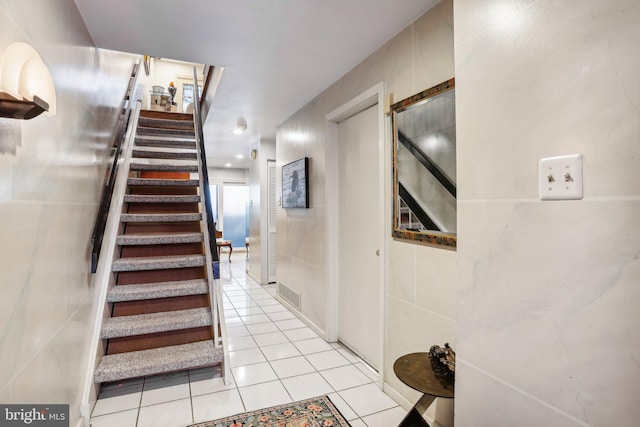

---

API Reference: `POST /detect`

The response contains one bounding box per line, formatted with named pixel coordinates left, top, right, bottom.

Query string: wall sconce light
left=232, top=118, right=247, bottom=134
left=0, top=42, right=56, bottom=120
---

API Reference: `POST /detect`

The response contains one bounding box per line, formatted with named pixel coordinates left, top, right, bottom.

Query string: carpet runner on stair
left=94, top=341, right=222, bottom=384
left=135, top=136, right=197, bottom=149
left=137, top=126, right=196, bottom=138
left=100, top=307, right=212, bottom=339
left=106, top=278, right=209, bottom=302
left=129, top=162, right=199, bottom=172
left=120, top=212, right=202, bottom=223
left=131, top=149, right=198, bottom=160
left=122, top=194, right=201, bottom=203
left=116, top=232, right=204, bottom=245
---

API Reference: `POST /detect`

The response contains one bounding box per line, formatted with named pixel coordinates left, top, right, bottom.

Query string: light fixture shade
left=0, top=42, right=56, bottom=119
left=233, top=118, right=247, bottom=134
left=19, top=57, right=56, bottom=115
left=0, top=42, right=39, bottom=99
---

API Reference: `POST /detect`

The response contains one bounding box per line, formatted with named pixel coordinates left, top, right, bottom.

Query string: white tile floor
left=90, top=252, right=407, bottom=427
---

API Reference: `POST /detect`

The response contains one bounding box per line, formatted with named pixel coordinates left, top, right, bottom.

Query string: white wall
left=276, top=1, right=455, bottom=422
left=208, top=166, right=248, bottom=183
left=455, top=0, right=640, bottom=425
left=0, top=0, right=137, bottom=424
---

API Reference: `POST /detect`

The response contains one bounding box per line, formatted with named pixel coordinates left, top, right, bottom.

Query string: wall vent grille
left=277, top=282, right=301, bottom=310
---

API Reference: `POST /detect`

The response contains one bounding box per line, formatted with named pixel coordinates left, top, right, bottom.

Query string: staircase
left=93, top=109, right=226, bottom=385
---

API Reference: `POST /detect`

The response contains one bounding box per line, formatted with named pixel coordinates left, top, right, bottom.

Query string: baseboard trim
left=383, top=381, right=414, bottom=411
left=247, top=270, right=261, bottom=285
left=273, top=294, right=328, bottom=341
left=79, top=403, right=90, bottom=427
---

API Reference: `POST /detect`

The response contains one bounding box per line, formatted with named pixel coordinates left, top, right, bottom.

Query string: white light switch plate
left=539, top=154, right=583, bottom=200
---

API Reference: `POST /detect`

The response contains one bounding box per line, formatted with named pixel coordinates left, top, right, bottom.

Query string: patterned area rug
left=188, top=395, right=351, bottom=427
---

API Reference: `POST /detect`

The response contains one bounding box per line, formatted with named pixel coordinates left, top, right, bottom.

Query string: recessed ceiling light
left=225, top=163, right=232, bottom=167
left=236, top=154, right=244, bottom=159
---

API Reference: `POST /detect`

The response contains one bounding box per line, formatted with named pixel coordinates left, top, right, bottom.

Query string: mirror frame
left=391, top=77, right=456, bottom=249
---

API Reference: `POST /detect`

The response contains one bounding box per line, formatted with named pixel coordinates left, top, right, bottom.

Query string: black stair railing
left=191, top=66, right=220, bottom=268
left=90, top=61, right=140, bottom=273
left=398, top=130, right=456, bottom=198
left=398, top=182, right=440, bottom=232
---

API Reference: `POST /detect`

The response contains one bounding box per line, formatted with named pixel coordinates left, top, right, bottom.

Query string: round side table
left=393, top=352, right=454, bottom=426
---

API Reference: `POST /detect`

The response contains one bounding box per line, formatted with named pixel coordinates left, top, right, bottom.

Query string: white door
left=337, top=104, right=381, bottom=370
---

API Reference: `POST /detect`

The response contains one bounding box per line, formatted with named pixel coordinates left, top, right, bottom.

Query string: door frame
left=325, top=82, right=387, bottom=387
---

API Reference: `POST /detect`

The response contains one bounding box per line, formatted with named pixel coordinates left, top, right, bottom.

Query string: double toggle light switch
left=539, top=154, right=583, bottom=200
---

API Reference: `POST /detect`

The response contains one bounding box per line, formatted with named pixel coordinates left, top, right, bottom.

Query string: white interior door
left=337, top=104, right=381, bottom=370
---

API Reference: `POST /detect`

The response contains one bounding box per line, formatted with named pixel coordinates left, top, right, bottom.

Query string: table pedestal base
left=398, top=394, right=436, bottom=427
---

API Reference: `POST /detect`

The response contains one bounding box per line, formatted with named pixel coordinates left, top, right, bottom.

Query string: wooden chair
left=215, top=229, right=232, bottom=262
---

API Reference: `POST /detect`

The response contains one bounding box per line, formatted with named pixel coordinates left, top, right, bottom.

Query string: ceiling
left=74, top=0, right=439, bottom=169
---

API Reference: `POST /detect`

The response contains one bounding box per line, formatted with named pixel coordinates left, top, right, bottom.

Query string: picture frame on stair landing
left=282, top=157, right=309, bottom=208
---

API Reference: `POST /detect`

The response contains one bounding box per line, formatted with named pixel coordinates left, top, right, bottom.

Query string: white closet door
left=337, top=104, right=381, bottom=370
left=267, top=160, right=277, bottom=283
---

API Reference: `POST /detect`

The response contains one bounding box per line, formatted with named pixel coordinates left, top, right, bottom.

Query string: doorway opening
left=210, top=183, right=249, bottom=252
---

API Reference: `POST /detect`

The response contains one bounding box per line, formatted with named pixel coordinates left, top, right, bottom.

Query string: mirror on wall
left=391, top=78, right=456, bottom=249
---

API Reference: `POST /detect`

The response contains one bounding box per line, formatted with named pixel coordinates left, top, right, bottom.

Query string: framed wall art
left=282, top=157, right=309, bottom=208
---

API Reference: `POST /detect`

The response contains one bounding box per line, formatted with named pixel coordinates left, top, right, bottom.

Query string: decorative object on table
left=167, top=81, right=177, bottom=105
left=429, top=342, right=455, bottom=383
left=150, top=85, right=173, bottom=112
left=282, top=157, right=309, bottom=208
left=187, top=395, right=351, bottom=427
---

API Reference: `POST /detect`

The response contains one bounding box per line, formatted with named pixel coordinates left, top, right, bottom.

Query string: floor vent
left=277, top=282, right=301, bottom=310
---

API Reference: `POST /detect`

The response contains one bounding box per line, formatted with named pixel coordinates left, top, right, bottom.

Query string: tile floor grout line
left=187, top=370, right=195, bottom=425
left=135, top=377, right=145, bottom=427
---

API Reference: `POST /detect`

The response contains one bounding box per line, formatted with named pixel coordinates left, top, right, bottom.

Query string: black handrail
left=398, top=182, right=440, bottom=232
left=192, top=66, right=219, bottom=265
left=90, top=61, right=140, bottom=273
left=199, top=65, right=213, bottom=111
left=397, top=130, right=456, bottom=198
